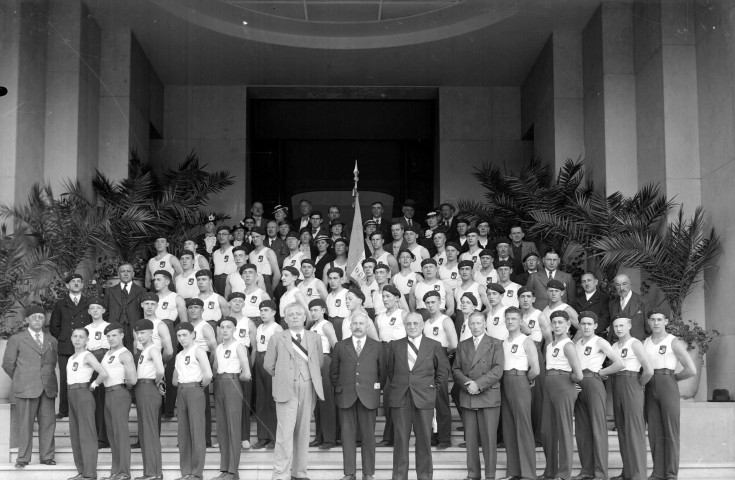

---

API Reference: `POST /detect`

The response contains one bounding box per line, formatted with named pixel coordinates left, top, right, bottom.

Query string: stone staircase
left=2, top=399, right=735, bottom=480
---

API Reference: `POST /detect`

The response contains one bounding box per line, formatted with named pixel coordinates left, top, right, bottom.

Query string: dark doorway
left=248, top=98, right=436, bottom=219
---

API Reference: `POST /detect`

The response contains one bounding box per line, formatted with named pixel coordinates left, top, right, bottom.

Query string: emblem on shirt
left=139, top=355, right=145, bottom=364
left=258, top=255, right=263, bottom=262
left=584, top=346, right=592, bottom=356
left=159, top=261, right=165, bottom=268
left=451, top=272, right=457, bottom=279
left=438, top=258, right=444, bottom=265
left=107, top=355, right=115, bottom=364
left=390, top=317, right=396, bottom=325
left=95, top=331, right=102, bottom=340
left=433, top=327, right=439, bottom=336
left=162, top=301, right=169, bottom=309
left=472, top=256, right=477, bottom=263
left=224, top=255, right=229, bottom=262
left=552, top=348, right=559, bottom=357
left=291, top=260, right=296, bottom=266
left=184, top=355, right=191, bottom=365
left=511, top=345, right=518, bottom=353
left=493, top=317, right=499, bottom=325
left=528, top=320, right=536, bottom=328
left=307, top=288, right=313, bottom=296
left=224, top=350, right=231, bottom=359
left=250, top=296, right=257, bottom=303
left=72, top=362, right=78, bottom=371
left=461, top=324, right=466, bottom=333
left=239, top=330, right=246, bottom=338
left=621, top=348, right=628, bottom=358
left=260, top=335, right=265, bottom=344
left=208, top=301, right=215, bottom=309
left=434, top=285, right=440, bottom=291
left=507, top=291, right=514, bottom=297
left=659, top=345, right=667, bottom=354
left=335, top=299, right=341, bottom=307
left=188, top=278, right=194, bottom=285
left=407, top=280, right=414, bottom=287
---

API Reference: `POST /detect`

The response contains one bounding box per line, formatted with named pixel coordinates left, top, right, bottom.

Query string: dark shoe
left=376, top=440, right=393, bottom=447
left=355, top=440, right=362, bottom=447
left=206, top=441, right=212, bottom=448
left=15, top=461, right=28, bottom=468
left=134, top=476, right=159, bottom=480
left=535, top=441, right=543, bottom=447
left=98, top=441, right=110, bottom=449
left=457, top=425, right=464, bottom=431
left=265, top=441, right=275, bottom=449
left=437, top=441, right=451, bottom=449
left=40, top=459, right=57, bottom=465
left=130, top=441, right=141, bottom=449
left=430, top=438, right=438, bottom=446
left=497, top=441, right=505, bottom=448
left=56, top=412, right=68, bottom=419
left=67, top=475, right=86, bottom=480
left=252, top=439, right=268, bottom=449
left=319, top=442, right=335, bottom=450
left=497, top=477, right=519, bottom=480
left=609, top=476, right=625, bottom=480
left=457, top=442, right=466, bottom=448
left=336, top=439, right=342, bottom=446
left=571, top=475, right=595, bottom=480
left=363, top=476, right=375, bottom=480
left=339, top=476, right=356, bottom=480
left=309, top=440, right=321, bottom=447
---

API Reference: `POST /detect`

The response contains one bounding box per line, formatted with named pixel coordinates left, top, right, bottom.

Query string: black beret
left=421, top=258, right=437, bottom=267
left=134, top=319, right=154, bottom=331
left=496, top=260, right=513, bottom=269
left=422, top=290, right=441, bottom=301
left=239, top=263, right=257, bottom=273
left=330, top=219, right=346, bottom=227
left=153, top=270, right=172, bottom=280
left=466, top=227, right=480, bottom=235
left=308, top=299, right=327, bottom=310
left=458, top=260, right=475, bottom=269
left=250, top=225, right=266, bottom=236
left=522, top=251, right=540, bottom=262
left=176, top=322, right=194, bottom=333
left=104, top=322, right=124, bottom=334
left=282, top=266, right=300, bottom=277
left=461, top=292, right=478, bottom=306
left=286, top=231, right=300, bottom=240
left=25, top=305, right=45, bottom=317
left=546, top=279, right=566, bottom=291
left=404, top=224, right=421, bottom=234
left=218, top=316, right=237, bottom=327
left=259, top=299, right=277, bottom=311
left=185, top=298, right=204, bottom=307
left=195, top=269, right=213, bottom=279
left=64, top=273, right=83, bottom=283
left=140, top=292, right=159, bottom=303
left=479, top=249, right=494, bottom=257
left=216, top=225, right=231, bottom=234
left=550, top=310, right=570, bottom=321
left=227, top=292, right=246, bottom=301
left=374, top=262, right=390, bottom=272
left=579, top=311, right=599, bottom=322
left=382, top=285, right=401, bottom=297
left=348, top=288, right=366, bottom=303
left=517, top=286, right=533, bottom=296
left=487, top=283, right=506, bottom=294
left=445, top=242, right=461, bottom=251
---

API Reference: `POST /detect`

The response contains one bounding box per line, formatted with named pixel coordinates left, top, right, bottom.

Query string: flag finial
left=353, top=160, right=359, bottom=197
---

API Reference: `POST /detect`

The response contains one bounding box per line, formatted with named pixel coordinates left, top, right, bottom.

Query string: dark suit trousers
left=542, top=373, right=577, bottom=480
left=254, top=353, right=276, bottom=441
left=240, top=379, right=252, bottom=441
left=613, top=374, right=647, bottom=480
left=90, top=349, right=109, bottom=445
left=462, top=406, right=500, bottom=480
left=137, top=382, right=162, bottom=476
left=391, top=391, right=433, bottom=480
left=58, top=354, right=71, bottom=415
left=69, top=387, right=97, bottom=476
left=502, top=374, right=535, bottom=479
left=314, top=354, right=336, bottom=444
left=105, top=387, right=132, bottom=476
left=434, top=374, right=451, bottom=444
left=177, top=385, right=207, bottom=478
left=213, top=274, right=227, bottom=296
left=575, top=375, right=608, bottom=478
left=163, top=319, right=178, bottom=416
left=646, top=373, right=681, bottom=480
left=16, top=393, right=56, bottom=463
left=339, top=398, right=377, bottom=475
left=215, top=377, right=243, bottom=475
left=531, top=340, right=545, bottom=444
left=382, top=377, right=394, bottom=443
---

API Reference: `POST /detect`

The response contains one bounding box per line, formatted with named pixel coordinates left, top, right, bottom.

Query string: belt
left=582, top=369, right=601, bottom=378
left=178, top=382, right=202, bottom=388
left=255, top=351, right=266, bottom=356
left=654, top=368, right=675, bottom=375
left=546, top=369, right=571, bottom=375
left=504, top=369, right=527, bottom=376
left=68, top=382, right=90, bottom=390
left=616, top=371, right=639, bottom=377
left=323, top=353, right=331, bottom=357
left=214, top=273, right=228, bottom=278
left=105, top=384, right=127, bottom=392
left=217, top=373, right=239, bottom=379
left=137, top=379, right=157, bottom=384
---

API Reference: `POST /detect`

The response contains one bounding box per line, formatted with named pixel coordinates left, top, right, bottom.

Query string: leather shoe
left=130, top=441, right=141, bottom=449
left=436, top=441, right=451, bottom=449
left=319, top=442, right=335, bottom=450
left=457, top=442, right=466, bottom=448
left=40, top=459, right=57, bottom=465
left=609, top=476, right=625, bottom=480
left=266, top=441, right=275, bottom=449
left=309, top=440, right=321, bottom=447
left=376, top=440, right=393, bottom=447
left=56, top=412, right=68, bottom=419
left=67, top=475, right=86, bottom=480
left=571, top=475, right=595, bottom=480
left=339, top=476, right=356, bottom=480
left=134, top=476, right=159, bottom=480
left=362, top=476, right=375, bottom=480
left=252, top=439, right=269, bottom=449
left=497, top=477, right=519, bottom=480
left=15, top=461, right=28, bottom=468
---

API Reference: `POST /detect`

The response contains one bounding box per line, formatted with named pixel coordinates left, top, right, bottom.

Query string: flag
left=346, top=165, right=366, bottom=286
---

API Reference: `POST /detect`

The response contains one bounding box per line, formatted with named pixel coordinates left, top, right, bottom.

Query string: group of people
left=1, top=197, right=698, bottom=480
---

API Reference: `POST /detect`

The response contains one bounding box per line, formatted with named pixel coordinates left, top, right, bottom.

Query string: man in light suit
left=2, top=305, right=58, bottom=468
left=264, top=301, right=325, bottom=480
left=452, top=311, right=504, bottom=480
left=572, top=272, right=611, bottom=337
left=49, top=273, right=92, bottom=419
left=330, top=313, right=386, bottom=480
left=525, top=249, right=576, bottom=309
left=103, top=263, right=145, bottom=352
left=387, top=312, right=450, bottom=480
left=608, top=273, right=650, bottom=343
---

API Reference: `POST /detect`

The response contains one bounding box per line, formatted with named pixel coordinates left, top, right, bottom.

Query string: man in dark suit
left=525, top=249, right=576, bottom=309
left=330, top=313, right=386, bottom=480
left=452, top=310, right=504, bottom=480
left=2, top=305, right=58, bottom=467
left=608, top=273, right=650, bottom=342
left=264, top=302, right=325, bottom=480
left=438, top=202, right=459, bottom=242
left=307, top=211, right=329, bottom=240
left=573, top=272, right=611, bottom=337
left=507, top=225, right=539, bottom=275
left=369, top=201, right=392, bottom=240
left=103, top=263, right=145, bottom=352
left=49, top=273, right=92, bottom=419
left=394, top=199, right=421, bottom=232
left=511, top=252, right=540, bottom=287
left=387, top=312, right=450, bottom=480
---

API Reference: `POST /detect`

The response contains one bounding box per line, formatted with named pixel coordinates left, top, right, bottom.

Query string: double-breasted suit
left=386, top=336, right=449, bottom=480
left=452, top=334, right=505, bottom=480
left=608, top=292, right=650, bottom=342
left=573, top=290, right=611, bottom=337
left=103, top=282, right=145, bottom=352
left=2, top=330, right=58, bottom=463
left=50, top=294, right=92, bottom=416
left=330, top=336, right=386, bottom=476
left=526, top=269, right=576, bottom=309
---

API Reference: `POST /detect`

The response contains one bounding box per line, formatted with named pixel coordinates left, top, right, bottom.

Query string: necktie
left=35, top=333, right=42, bottom=348
left=408, top=219, right=412, bottom=226
left=621, top=298, right=627, bottom=311
left=356, top=339, right=362, bottom=356
left=549, top=271, right=554, bottom=280
left=407, top=340, right=417, bottom=370
left=474, top=336, right=480, bottom=348
left=295, top=333, right=302, bottom=344
left=73, top=296, right=78, bottom=305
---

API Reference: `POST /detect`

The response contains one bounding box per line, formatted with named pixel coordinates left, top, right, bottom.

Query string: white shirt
left=70, top=294, right=80, bottom=304
left=352, top=335, right=367, bottom=353
left=585, top=290, right=596, bottom=301
left=620, top=290, right=632, bottom=310
left=473, top=333, right=484, bottom=348
left=28, top=328, right=43, bottom=344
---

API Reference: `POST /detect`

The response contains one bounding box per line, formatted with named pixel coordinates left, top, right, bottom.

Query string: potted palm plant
left=593, top=207, right=721, bottom=398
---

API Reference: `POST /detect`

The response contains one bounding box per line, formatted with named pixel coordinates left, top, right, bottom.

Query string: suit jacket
left=573, top=290, right=611, bottom=336
left=103, top=282, right=145, bottom=326
left=264, top=329, right=325, bottom=402
left=508, top=241, right=539, bottom=262
left=453, top=310, right=469, bottom=339
left=525, top=269, right=576, bottom=309
left=314, top=252, right=335, bottom=282
left=512, top=270, right=536, bottom=287
left=440, top=217, right=459, bottom=242
left=266, top=237, right=289, bottom=267
left=388, top=239, right=408, bottom=258
left=452, top=335, right=504, bottom=409
left=2, top=330, right=58, bottom=398
left=50, top=295, right=93, bottom=355
left=371, top=217, right=392, bottom=240
left=386, top=336, right=449, bottom=410
left=608, top=292, right=650, bottom=342
left=329, top=336, right=385, bottom=410
left=394, top=217, right=422, bottom=232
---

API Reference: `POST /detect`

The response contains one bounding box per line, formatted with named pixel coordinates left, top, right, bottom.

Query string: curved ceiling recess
left=150, top=0, right=529, bottom=49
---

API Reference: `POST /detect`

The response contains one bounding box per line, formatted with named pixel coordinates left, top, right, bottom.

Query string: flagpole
left=347, top=160, right=366, bottom=285
left=352, top=160, right=359, bottom=205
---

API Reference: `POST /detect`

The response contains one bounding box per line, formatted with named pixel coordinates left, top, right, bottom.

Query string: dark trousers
left=502, top=373, right=536, bottom=479
left=314, top=354, right=337, bottom=444
left=613, top=374, right=647, bottom=480
left=213, top=274, right=228, bottom=296
left=177, top=385, right=207, bottom=479
left=215, top=377, right=243, bottom=475
left=163, top=319, right=178, bottom=417
left=433, top=375, right=451, bottom=445
left=339, top=399, right=377, bottom=475
left=254, top=353, right=276, bottom=441
left=575, top=375, right=608, bottom=479
left=16, top=393, right=56, bottom=463
left=542, top=372, right=578, bottom=480
left=69, top=387, right=97, bottom=477
left=57, top=354, right=71, bottom=415
left=241, top=379, right=252, bottom=441
left=391, top=391, right=433, bottom=480
left=645, top=373, right=681, bottom=480
left=531, top=340, right=545, bottom=444
left=104, top=387, right=132, bottom=477
left=136, top=382, right=163, bottom=477
left=204, top=382, right=212, bottom=447
left=382, top=377, right=394, bottom=443
left=462, top=407, right=500, bottom=480
left=89, top=349, right=109, bottom=445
